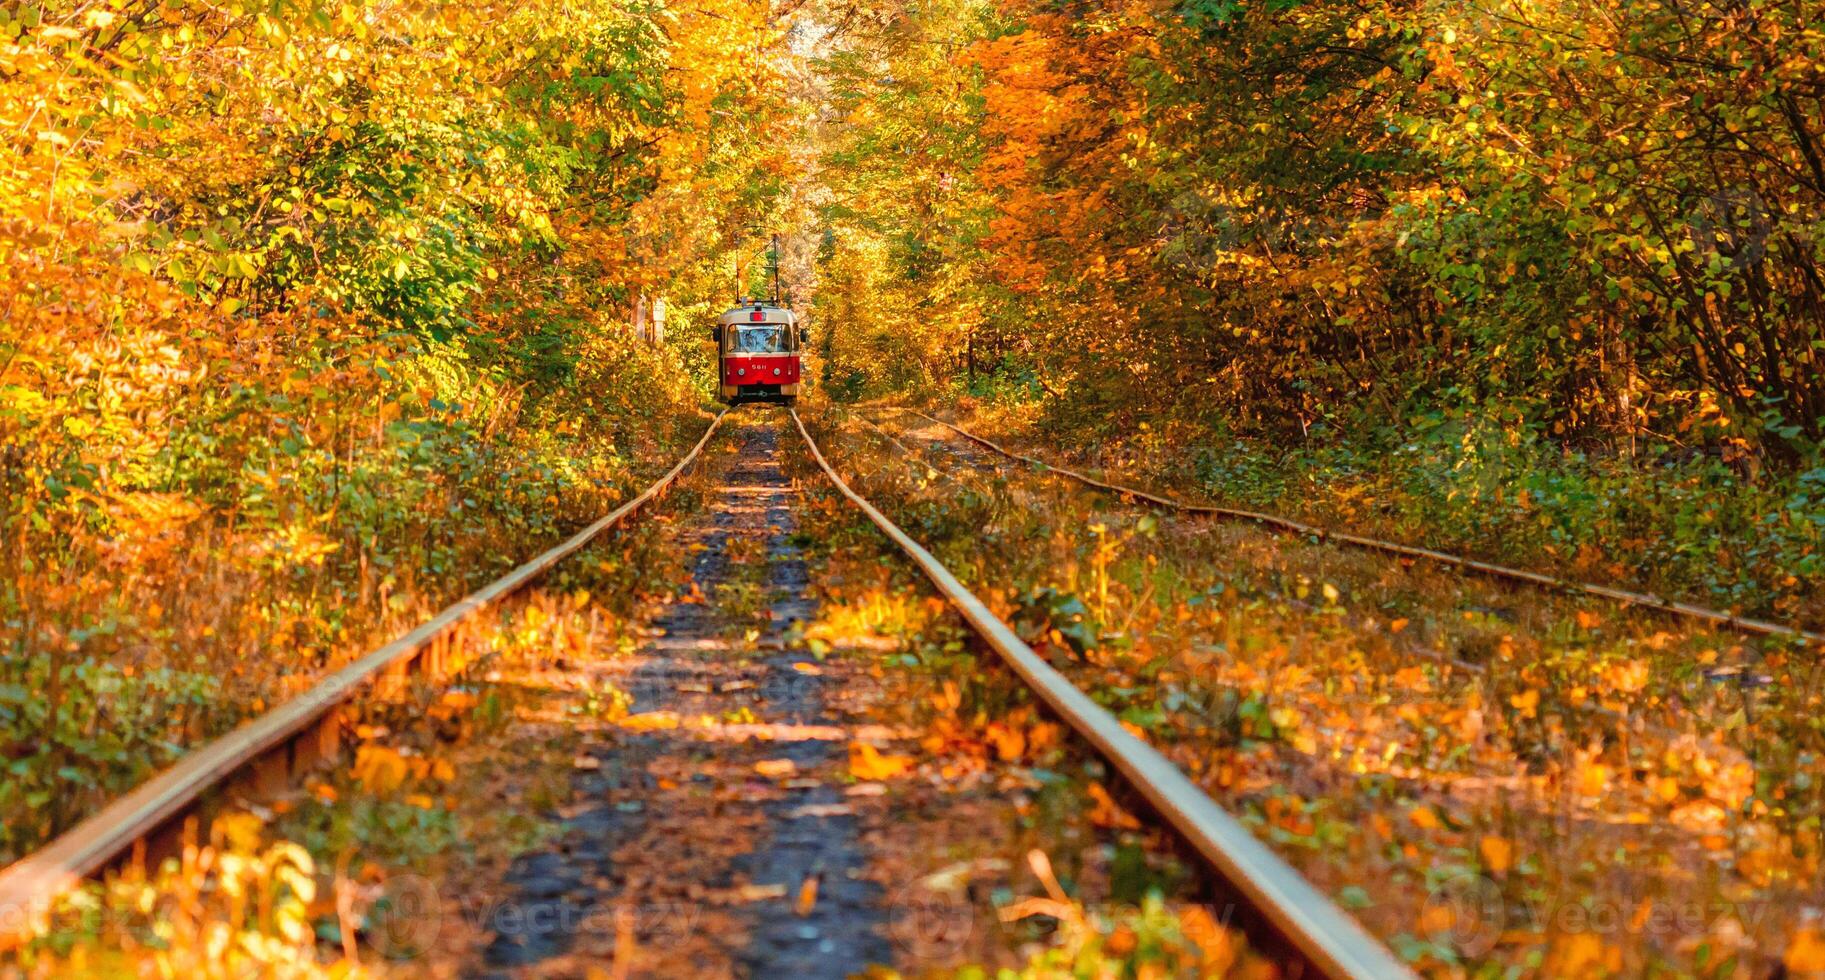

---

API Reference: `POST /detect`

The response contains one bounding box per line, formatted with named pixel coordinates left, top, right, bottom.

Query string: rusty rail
left=0, top=410, right=728, bottom=941
left=892, top=407, right=1824, bottom=647
left=792, top=409, right=1413, bottom=980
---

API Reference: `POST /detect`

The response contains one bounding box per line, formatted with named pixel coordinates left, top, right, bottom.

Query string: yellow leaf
left=1578, top=761, right=1612, bottom=797
left=1509, top=688, right=1540, bottom=719
left=618, top=711, right=681, bottom=731
left=848, top=741, right=914, bottom=780
left=1409, top=805, right=1442, bottom=830
left=213, top=811, right=266, bottom=854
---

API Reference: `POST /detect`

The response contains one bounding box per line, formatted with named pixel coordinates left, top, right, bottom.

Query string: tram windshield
left=732, top=325, right=789, bottom=354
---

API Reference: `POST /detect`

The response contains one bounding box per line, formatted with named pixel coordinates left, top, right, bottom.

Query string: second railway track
left=884, top=407, right=1824, bottom=648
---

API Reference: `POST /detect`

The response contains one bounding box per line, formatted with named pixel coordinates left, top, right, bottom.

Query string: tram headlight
left=737, top=367, right=746, bottom=376
left=773, top=367, right=781, bottom=376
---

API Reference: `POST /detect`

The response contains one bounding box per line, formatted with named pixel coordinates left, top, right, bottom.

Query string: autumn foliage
left=851, top=0, right=1825, bottom=454
left=810, top=0, right=1825, bottom=622
left=0, top=0, right=794, bottom=857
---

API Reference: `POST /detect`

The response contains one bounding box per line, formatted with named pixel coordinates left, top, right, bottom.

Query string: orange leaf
left=1786, top=929, right=1825, bottom=973
left=1479, top=835, right=1513, bottom=873
left=618, top=711, right=681, bottom=731
left=1087, top=781, right=1141, bottom=830
left=1509, top=688, right=1540, bottom=719
left=1577, top=761, right=1612, bottom=797
left=352, top=745, right=409, bottom=795
left=848, top=741, right=914, bottom=780
left=986, top=722, right=1026, bottom=762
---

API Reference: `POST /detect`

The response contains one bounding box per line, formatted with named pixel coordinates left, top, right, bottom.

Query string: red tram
left=715, top=300, right=802, bottom=405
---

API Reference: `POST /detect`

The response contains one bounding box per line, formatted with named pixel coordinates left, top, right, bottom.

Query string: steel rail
left=791, top=409, right=1413, bottom=980
left=885, top=408, right=1722, bottom=747
left=0, top=410, right=728, bottom=940
left=893, top=408, right=1825, bottom=647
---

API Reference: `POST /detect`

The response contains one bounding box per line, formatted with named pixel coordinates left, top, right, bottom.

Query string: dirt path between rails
left=455, top=421, right=895, bottom=978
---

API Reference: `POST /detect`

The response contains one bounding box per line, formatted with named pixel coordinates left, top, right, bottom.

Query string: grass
left=945, top=392, right=1825, bottom=632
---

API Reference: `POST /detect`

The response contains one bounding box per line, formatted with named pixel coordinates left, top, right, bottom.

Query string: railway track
left=846, top=405, right=1820, bottom=974
left=0, top=410, right=730, bottom=945
left=0, top=407, right=1411, bottom=979
left=790, top=410, right=1410, bottom=978
left=887, top=407, right=1824, bottom=648
left=854, top=408, right=1751, bottom=745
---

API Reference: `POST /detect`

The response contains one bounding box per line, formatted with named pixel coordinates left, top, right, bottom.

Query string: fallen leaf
left=986, top=723, right=1025, bottom=762
left=1479, top=835, right=1513, bottom=873
left=919, top=858, right=1011, bottom=892
left=353, top=745, right=409, bottom=795
left=1178, top=904, right=1242, bottom=971
left=795, top=872, right=820, bottom=916
left=1546, top=931, right=1621, bottom=974
left=1087, top=781, right=1141, bottom=830
left=1509, top=688, right=1540, bottom=719
left=619, top=711, right=681, bottom=731
left=1577, top=761, right=1612, bottom=797
left=439, top=690, right=478, bottom=710
left=849, top=741, right=915, bottom=780
left=1785, top=929, right=1825, bottom=973
left=787, top=803, right=853, bottom=818
left=755, top=758, right=798, bottom=778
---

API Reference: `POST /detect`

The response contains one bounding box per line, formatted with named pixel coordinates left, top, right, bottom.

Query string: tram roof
left=718, top=302, right=797, bottom=326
